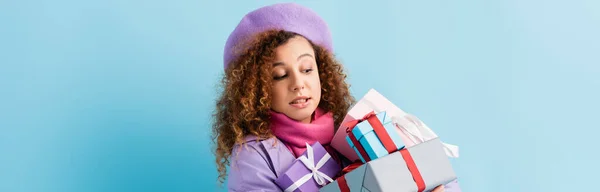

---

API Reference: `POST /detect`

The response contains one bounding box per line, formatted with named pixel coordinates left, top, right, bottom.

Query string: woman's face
left=270, top=36, right=321, bottom=123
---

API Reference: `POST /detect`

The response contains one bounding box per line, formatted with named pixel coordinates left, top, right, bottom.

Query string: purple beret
left=223, top=3, right=333, bottom=70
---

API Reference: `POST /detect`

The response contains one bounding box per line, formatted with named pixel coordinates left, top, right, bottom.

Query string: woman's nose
left=289, top=74, right=305, bottom=92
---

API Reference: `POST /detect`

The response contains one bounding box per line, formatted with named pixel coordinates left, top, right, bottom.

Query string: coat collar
left=241, top=135, right=296, bottom=176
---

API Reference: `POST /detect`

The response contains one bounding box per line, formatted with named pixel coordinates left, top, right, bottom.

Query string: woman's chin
left=286, top=111, right=313, bottom=123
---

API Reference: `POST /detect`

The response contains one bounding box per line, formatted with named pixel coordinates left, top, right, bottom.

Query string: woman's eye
left=303, top=69, right=313, bottom=73
left=273, top=74, right=287, bottom=80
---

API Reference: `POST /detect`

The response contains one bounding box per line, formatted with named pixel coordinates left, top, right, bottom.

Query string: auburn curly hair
left=211, top=29, right=355, bottom=184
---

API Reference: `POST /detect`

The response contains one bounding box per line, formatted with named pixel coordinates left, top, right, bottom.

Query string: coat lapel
left=260, top=137, right=296, bottom=177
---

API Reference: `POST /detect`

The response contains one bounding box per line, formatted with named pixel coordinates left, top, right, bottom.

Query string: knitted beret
left=223, top=3, right=333, bottom=70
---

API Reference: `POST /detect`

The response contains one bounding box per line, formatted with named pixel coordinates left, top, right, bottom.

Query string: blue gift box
left=345, top=111, right=405, bottom=163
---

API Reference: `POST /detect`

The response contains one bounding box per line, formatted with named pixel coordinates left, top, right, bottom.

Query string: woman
left=212, top=3, right=458, bottom=191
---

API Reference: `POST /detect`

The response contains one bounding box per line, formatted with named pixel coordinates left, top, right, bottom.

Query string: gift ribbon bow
left=283, top=143, right=334, bottom=192
left=361, top=99, right=460, bottom=158
left=345, top=111, right=399, bottom=159
left=344, top=111, right=376, bottom=132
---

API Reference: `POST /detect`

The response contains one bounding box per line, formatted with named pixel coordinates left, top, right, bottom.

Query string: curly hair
left=211, top=29, right=355, bottom=184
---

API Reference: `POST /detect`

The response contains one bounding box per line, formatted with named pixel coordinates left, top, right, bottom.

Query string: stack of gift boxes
left=274, top=89, right=460, bottom=192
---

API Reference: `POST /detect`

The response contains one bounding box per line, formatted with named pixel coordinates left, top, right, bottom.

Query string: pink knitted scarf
left=270, top=107, right=335, bottom=158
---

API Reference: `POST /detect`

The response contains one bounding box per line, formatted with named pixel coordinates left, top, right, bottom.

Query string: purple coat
left=227, top=135, right=462, bottom=192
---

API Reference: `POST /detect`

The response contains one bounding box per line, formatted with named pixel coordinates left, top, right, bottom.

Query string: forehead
left=274, top=36, right=315, bottom=59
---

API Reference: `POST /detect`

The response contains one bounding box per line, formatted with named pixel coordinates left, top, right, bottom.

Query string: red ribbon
left=341, top=161, right=364, bottom=175
left=345, top=111, right=398, bottom=161
left=347, top=129, right=371, bottom=162
left=400, top=149, right=426, bottom=192
left=336, top=151, right=426, bottom=192
left=337, top=176, right=350, bottom=192
left=335, top=161, right=363, bottom=192
left=344, top=111, right=376, bottom=132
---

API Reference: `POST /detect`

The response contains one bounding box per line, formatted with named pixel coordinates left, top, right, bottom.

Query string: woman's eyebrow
left=297, top=53, right=313, bottom=61
left=272, top=53, right=313, bottom=67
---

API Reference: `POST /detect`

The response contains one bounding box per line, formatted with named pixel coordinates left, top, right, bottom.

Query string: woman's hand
left=431, top=185, right=445, bottom=192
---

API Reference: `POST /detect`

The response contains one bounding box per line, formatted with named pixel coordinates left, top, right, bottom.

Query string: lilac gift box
left=275, top=141, right=341, bottom=192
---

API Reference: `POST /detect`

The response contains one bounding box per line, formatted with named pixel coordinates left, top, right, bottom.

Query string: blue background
left=1, top=0, right=599, bottom=191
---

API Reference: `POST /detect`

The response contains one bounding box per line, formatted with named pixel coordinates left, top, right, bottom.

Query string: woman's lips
left=290, top=98, right=311, bottom=109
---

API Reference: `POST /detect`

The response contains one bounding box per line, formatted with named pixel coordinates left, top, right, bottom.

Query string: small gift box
left=320, top=138, right=457, bottom=192
left=275, top=142, right=341, bottom=192
left=345, top=111, right=405, bottom=163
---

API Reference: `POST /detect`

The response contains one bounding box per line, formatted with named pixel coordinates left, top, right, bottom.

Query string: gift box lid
left=350, top=112, right=398, bottom=140
left=348, top=112, right=405, bottom=150
left=363, top=137, right=457, bottom=191
left=405, top=137, right=456, bottom=190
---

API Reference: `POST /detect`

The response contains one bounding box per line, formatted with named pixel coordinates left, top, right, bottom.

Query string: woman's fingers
left=431, top=185, right=445, bottom=192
